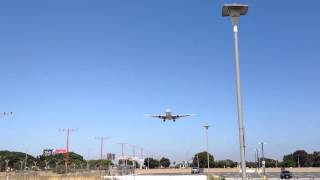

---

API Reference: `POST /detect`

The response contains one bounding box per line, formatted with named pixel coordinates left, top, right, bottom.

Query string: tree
left=192, top=152, right=214, bottom=168
left=0, top=151, right=36, bottom=171
left=215, top=159, right=236, bottom=168
left=36, top=152, right=86, bottom=173
left=312, top=152, right=320, bottom=167
left=283, top=153, right=296, bottom=167
left=144, top=158, right=159, bottom=169
left=159, top=157, right=170, bottom=168
left=88, top=159, right=112, bottom=169
left=292, top=150, right=310, bottom=167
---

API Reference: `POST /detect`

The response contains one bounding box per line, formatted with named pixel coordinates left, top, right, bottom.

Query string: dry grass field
left=0, top=168, right=320, bottom=179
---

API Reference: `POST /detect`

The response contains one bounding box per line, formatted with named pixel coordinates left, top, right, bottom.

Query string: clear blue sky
left=0, top=0, right=319, bottom=162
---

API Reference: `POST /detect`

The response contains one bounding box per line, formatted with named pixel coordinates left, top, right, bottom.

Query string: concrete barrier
left=104, top=175, right=208, bottom=180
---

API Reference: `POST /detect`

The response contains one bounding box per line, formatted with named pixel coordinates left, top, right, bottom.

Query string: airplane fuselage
left=165, top=110, right=172, bottom=120
left=148, top=109, right=192, bottom=122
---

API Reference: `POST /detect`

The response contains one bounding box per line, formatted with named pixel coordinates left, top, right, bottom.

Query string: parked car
left=191, top=167, right=200, bottom=174
left=280, top=170, right=293, bottom=179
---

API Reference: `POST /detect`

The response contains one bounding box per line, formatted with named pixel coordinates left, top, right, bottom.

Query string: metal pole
left=231, top=17, right=247, bottom=180
left=203, top=125, right=210, bottom=169
left=95, top=137, right=108, bottom=176
left=59, top=128, right=77, bottom=173
left=100, top=138, right=104, bottom=174
left=132, top=145, right=136, bottom=169
left=118, top=143, right=127, bottom=167
left=256, top=149, right=260, bottom=172
left=206, top=129, right=209, bottom=169
left=260, top=142, right=266, bottom=176
left=254, top=150, right=257, bottom=169
left=66, top=129, right=69, bottom=173
left=140, top=148, right=143, bottom=169
left=197, top=153, right=200, bottom=168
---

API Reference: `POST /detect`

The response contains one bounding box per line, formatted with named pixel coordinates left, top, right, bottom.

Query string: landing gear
left=163, top=120, right=166, bottom=122
left=173, top=120, right=176, bottom=122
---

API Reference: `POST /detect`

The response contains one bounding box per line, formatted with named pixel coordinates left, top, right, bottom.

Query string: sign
left=43, top=149, right=54, bottom=157
left=262, top=160, right=265, bottom=165
left=54, top=149, right=67, bottom=154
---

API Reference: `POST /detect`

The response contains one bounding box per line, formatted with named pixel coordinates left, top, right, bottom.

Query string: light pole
left=255, top=148, right=260, bottom=172
left=140, top=147, right=144, bottom=169
left=131, top=145, right=136, bottom=169
left=203, top=124, right=210, bottom=169
left=95, top=137, right=108, bottom=175
left=222, top=4, right=249, bottom=180
left=118, top=143, right=127, bottom=167
left=197, top=153, right=200, bottom=168
left=259, top=142, right=267, bottom=177
left=59, top=128, right=78, bottom=173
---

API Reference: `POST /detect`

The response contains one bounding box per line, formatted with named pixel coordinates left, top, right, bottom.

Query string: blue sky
left=0, top=0, right=319, bottom=162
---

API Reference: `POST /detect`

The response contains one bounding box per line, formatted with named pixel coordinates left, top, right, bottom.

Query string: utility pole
left=255, top=148, right=260, bottom=173
left=203, top=124, right=210, bottom=169
left=197, top=153, right=200, bottom=168
left=131, top=145, right=136, bottom=168
left=140, top=148, right=144, bottom=169
left=95, top=137, right=108, bottom=176
left=59, top=128, right=78, bottom=173
left=259, top=142, right=267, bottom=177
left=254, top=150, right=257, bottom=169
left=118, top=143, right=127, bottom=166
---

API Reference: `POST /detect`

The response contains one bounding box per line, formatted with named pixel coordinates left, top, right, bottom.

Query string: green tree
left=214, top=159, right=237, bottom=168
left=312, top=152, right=320, bottom=167
left=36, top=152, right=86, bottom=172
left=144, top=158, right=159, bottom=169
left=88, top=159, right=112, bottom=169
left=283, top=153, right=296, bottom=167
left=0, top=151, right=36, bottom=171
left=192, top=152, right=214, bottom=168
left=159, top=157, right=170, bottom=168
left=292, top=150, right=310, bottom=167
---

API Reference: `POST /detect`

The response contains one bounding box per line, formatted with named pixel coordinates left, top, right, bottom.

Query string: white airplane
left=146, top=109, right=194, bottom=122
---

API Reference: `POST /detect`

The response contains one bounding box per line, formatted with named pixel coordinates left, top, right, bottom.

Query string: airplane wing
left=172, top=114, right=195, bottom=119
left=150, top=115, right=166, bottom=120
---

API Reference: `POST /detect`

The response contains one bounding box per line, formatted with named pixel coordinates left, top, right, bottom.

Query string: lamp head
left=222, top=4, right=248, bottom=17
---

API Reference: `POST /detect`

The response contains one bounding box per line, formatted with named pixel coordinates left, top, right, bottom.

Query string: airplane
left=146, top=109, right=194, bottom=122
left=0, top=112, right=13, bottom=118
